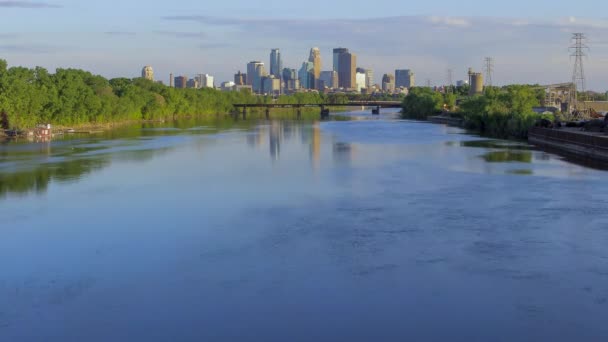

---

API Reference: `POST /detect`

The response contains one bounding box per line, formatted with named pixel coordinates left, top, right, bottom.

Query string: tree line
left=0, top=60, right=369, bottom=129
left=401, top=85, right=549, bottom=138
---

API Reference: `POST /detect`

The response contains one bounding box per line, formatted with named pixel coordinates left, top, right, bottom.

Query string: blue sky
left=1, top=0, right=607, bottom=90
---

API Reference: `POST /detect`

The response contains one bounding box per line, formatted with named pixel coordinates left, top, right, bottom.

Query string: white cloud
left=427, top=16, right=472, bottom=27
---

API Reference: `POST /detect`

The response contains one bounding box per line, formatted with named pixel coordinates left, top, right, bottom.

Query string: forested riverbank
left=401, top=85, right=550, bottom=139
left=0, top=60, right=359, bottom=130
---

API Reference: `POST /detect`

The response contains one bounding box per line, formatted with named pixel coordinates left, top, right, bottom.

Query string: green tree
left=401, top=87, right=444, bottom=120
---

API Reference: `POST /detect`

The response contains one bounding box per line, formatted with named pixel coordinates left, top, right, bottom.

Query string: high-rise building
left=308, top=47, right=322, bottom=89
left=395, top=69, right=415, bottom=88
left=270, top=49, right=282, bottom=78
left=338, top=52, right=356, bottom=90
left=174, top=76, right=187, bottom=89
left=333, top=48, right=349, bottom=73
left=357, top=68, right=374, bottom=89
left=382, top=74, right=396, bottom=92
left=141, top=66, right=154, bottom=81
left=282, top=68, right=298, bottom=92
left=320, top=71, right=339, bottom=89
left=262, top=75, right=281, bottom=96
left=234, top=71, right=246, bottom=86
left=247, top=61, right=266, bottom=93
left=196, top=74, right=214, bottom=88
left=299, top=61, right=315, bottom=89
left=356, top=72, right=367, bottom=92
left=169, top=73, right=174, bottom=88
left=187, top=78, right=199, bottom=89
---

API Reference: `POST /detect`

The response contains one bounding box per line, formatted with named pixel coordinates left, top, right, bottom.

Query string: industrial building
left=468, top=68, right=484, bottom=95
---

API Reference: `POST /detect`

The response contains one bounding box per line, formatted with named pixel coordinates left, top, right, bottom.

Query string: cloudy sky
left=1, top=0, right=607, bottom=90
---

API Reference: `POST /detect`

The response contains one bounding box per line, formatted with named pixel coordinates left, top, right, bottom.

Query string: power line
left=484, top=57, right=494, bottom=87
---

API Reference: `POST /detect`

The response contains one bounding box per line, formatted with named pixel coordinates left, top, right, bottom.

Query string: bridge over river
left=233, top=101, right=402, bottom=119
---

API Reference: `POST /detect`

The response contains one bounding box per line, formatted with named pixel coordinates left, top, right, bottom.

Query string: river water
left=1, top=110, right=608, bottom=341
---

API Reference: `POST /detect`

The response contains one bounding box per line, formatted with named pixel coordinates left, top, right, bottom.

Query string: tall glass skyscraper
left=333, top=48, right=349, bottom=73
left=298, top=61, right=315, bottom=89
left=270, top=49, right=282, bottom=78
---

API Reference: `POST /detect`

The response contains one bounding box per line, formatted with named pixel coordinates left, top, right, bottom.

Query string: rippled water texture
left=1, top=111, right=608, bottom=341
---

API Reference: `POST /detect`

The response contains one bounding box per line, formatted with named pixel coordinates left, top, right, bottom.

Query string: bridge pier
left=242, top=106, right=247, bottom=120
left=372, top=106, right=380, bottom=115
left=297, top=106, right=302, bottom=120
left=265, top=108, right=270, bottom=120
left=321, top=106, right=330, bottom=119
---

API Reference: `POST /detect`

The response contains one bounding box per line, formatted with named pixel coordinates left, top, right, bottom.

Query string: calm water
left=1, top=110, right=608, bottom=341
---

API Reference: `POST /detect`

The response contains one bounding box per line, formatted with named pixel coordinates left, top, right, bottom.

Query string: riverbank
left=528, top=127, right=608, bottom=162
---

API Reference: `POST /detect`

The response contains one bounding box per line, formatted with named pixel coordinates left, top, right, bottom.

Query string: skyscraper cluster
left=142, top=47, right=418, bottom=95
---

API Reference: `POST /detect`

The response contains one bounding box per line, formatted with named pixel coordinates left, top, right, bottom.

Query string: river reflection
left=2, top=112, right=608, bottom=341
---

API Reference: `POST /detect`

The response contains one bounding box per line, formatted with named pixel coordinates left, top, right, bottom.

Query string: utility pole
left=484, top=57, right=494, bottom=87
left=570, top=33, right=588, bottom=109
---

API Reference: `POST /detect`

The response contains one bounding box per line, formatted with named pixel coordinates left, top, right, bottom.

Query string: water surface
left=1, top=111, right=608, bottom=341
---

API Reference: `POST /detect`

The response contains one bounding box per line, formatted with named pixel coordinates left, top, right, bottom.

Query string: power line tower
left=484, top=57, right=494, bottom=87
left=570, top=33, right=588, bottom=109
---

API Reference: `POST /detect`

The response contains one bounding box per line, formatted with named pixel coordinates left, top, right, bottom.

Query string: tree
left=1, top=110, right=9, bottom=129
left=401, top=87, right=444, bottom=120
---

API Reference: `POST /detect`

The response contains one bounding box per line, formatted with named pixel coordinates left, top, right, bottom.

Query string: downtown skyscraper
left=308, top=47, right=322, bottom=89
left=247, top=61, right=266, bottom=94
left=338, top=51, right=357, bottom=90
left=270, top=49, right=282, bottom=79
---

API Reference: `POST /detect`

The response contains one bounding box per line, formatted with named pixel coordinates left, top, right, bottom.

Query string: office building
left=234, top=71, right=246, bottom=86
left=395, top=69, right=415, bottom=88
left=320, top=71, right=339, bottom=89
left=169, top=73, right=174, bottom=88
left=141, top=66, right=154, bottom=81
left=196, top=74, right=214, bottom=88
left=247, top=61, right=266, bottom=93
left=338, top=51, right=356, bottom=90
left=221, top=81, right=235, bottom=91
left=364, top=69, right=374, bottom=89
left=382, top=74, right=395, bottom=92
left=270, top=49, right=282, bottom=78
left=299, top=61, right=315, bottom=89
left=333, top=48, right=349, bottom=73
left=356, top=72, right=367, bottom=93
left=262, top=75, right=281, bottom=96
left=187, top=78, right=199, bottom=89
left=309, top=47, right=322, bottom=89
left=174, top=76, right=187, bottom=89
left=282, top=68, right=298, bottom=92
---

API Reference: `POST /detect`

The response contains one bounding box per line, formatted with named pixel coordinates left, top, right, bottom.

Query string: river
left=1, top=110, right=608, bottom=341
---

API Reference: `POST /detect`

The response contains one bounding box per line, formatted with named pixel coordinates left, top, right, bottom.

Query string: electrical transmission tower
left=484, top=57, right=494, bottom=87
left=570, top=33, right=588, bottom=108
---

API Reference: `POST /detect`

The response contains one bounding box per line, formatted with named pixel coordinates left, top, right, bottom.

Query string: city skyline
left=1, top=2, right=607, bottom=89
